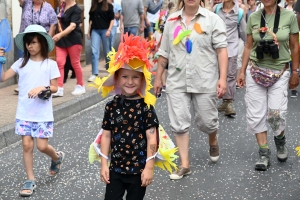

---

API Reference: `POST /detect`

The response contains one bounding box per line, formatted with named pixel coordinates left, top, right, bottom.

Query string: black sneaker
left=291, top=90, right=298, bottom=98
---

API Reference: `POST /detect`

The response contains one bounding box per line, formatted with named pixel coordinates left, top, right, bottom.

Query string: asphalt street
left=0, top=88, right=300, bottom=200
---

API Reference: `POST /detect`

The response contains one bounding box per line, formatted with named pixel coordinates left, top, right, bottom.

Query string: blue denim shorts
left=15, top=119, right=53, bottom=138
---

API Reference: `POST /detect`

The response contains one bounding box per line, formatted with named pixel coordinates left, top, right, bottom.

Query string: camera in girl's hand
left=38, top=88, right=52, bottom=100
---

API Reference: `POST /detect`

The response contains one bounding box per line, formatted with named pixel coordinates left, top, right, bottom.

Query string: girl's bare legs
left=21, top=136, right=35, bottom=194
left=36, top=138, right=59, bottom=175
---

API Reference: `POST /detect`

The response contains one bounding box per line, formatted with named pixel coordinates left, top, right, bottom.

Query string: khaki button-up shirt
left=157, top=6, right=227, bottom=93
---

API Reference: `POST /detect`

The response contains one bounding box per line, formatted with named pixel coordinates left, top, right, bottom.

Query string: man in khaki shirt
left=154, top=2, right=228, bottom=180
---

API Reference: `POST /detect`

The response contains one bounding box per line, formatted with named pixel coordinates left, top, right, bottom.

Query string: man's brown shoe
left=224, top=102, right=236, bottom=116
left=169, top=167, right=191, bottom=180
left=218, top=100, right=229, bottom=111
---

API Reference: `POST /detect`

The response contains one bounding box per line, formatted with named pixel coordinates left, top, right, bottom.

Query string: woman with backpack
left=214, top=0, right=247, bottom=117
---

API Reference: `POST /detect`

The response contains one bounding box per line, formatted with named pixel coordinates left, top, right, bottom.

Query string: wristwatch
left=45, top=86, right=51, bottom=91
left=292, top=68, right=299, bottom=72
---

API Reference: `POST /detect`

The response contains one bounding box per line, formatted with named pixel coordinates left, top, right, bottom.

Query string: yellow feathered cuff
left=154, top=125, right=178, bottom=173
left=88, top=143, right=101, bottom=164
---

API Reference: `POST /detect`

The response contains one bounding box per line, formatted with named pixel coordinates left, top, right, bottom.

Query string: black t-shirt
left=56, top=4, right=82, bottom=48
left=294, top=0, right=300, bottom=13
left=102, top=96, right=159, bottom=175
left=89, top=2, right=114, bottom=30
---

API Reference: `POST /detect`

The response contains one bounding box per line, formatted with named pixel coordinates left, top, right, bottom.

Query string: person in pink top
left=52, top=0, right=86, bottom=97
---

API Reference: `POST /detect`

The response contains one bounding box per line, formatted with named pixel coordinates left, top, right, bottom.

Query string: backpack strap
left=215, top=3, right=244, bottom=37
left=215, top=3, right=222, bottom=14
left=237, top=8, right=244, bottom=25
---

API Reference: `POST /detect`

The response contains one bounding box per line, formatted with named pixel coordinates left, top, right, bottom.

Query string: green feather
left=173, top=30, right=191, bottom=45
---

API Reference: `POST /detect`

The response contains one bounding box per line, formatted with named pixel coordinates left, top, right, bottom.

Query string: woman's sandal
left=48, top=151, right=65, bottom=176
left=19, top=180, right=36, bottom=197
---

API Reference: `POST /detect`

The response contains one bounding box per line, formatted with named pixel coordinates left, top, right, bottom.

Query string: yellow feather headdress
left=89, top=34, right=156, bottom=107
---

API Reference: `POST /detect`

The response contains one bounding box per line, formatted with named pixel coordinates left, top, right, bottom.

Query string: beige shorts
left=245, top=67, right=289, bottom=136
left=166, top=92, right=219, bottom=135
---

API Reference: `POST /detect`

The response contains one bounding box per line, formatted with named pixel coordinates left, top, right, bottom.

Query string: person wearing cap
left=0, top=24, right=65, bottom=197
left=154, top=0, right=228, bottom=180
left=89, top=34, right=159, bottom=199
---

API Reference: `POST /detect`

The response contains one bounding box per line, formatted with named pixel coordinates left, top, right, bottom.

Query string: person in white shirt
left=0, top=25, right=65, bottom=197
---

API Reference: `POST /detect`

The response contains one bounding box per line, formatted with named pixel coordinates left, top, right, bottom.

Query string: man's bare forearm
left=158, top=56, right=168, bottom=69
left=156, top=56, right=168, bottom=79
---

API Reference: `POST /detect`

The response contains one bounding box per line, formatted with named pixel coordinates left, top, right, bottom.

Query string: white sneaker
left=88, top=75, right=97, bottom=82
left=14, top=88, right=19, bottom=94
left=71, top=85, right=86, bottom=96
left=52, top=87, right=64, bottom=97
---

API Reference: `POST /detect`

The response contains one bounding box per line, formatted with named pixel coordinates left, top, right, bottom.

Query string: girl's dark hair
left=21, top=32, right=49, bottom=68
left=91, top=0, right=108, bottom=12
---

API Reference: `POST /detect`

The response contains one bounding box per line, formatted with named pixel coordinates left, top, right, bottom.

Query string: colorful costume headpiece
left=89, top=34, right=156, bottom=108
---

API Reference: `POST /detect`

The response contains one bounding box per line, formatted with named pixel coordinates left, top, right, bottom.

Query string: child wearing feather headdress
left=89, top=34, right=177, bottom=199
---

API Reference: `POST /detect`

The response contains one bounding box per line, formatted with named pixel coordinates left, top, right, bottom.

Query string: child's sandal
left=48, top=151, right=65, bottom=176
left=19, top=180, right=36, bottom=197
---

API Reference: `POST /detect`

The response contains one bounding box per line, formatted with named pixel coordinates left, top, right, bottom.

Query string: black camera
left=256, top=40, right=279, bottom=59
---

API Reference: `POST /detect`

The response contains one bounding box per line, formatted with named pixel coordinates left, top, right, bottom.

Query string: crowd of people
left=0, top=0, right=300, bottom=198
